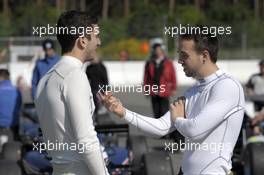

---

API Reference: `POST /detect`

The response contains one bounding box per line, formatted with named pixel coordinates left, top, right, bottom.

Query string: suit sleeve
left=124, top=110, right=176, bottom=138
left=174, top=79, right=244, bottom=141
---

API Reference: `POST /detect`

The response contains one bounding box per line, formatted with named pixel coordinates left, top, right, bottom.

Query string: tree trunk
left=37, top=0, right=42, bottom=7
left=56, top=0, right=61, bottom=13
left=169, top=0, right=175, bottom=16
left=262, top=0, right=264, bottom=18
left=3, top=0, right=9, bottom=15
left=80, top=0, right=86, bottom=12
left=57, top=0, right=66, bottom=14
left=102, top=0, right=109, bottom=20
left=254, top=0, right=260, bottom=19
left=124, top=0, right=130, bottom=17
left=195, top=0, right=200, bottom=11
left=71, top=0, right=76, bottom=10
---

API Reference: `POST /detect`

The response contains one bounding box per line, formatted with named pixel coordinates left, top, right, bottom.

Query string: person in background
left=0, top=69, right=22, bottom=139
left=143, top=44, right=182, bottom=143
left=119, top=50, right=130, bottom=61
left=143, top=43, right=177, bottom=118
left=0, top=49, right=7, bottom=62
left=246, top=59, right=264, bottom=97
left=246, top=59, right=264, bottom=134
left=31, top=39, right=60, bottom=100
left=86, top=52, right=109, bottom=115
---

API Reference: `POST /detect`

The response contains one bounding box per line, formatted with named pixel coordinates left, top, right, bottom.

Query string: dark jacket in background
left=86, top=62, right=108, bottom=114
left=143, top=57, right=177, bottom=97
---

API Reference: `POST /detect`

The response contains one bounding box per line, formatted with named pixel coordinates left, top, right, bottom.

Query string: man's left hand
left=170, top=98, right=185, bottom=122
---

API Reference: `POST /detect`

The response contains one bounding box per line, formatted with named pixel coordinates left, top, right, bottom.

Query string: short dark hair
left=0, top=69, right=10, bottom=80
left=259, top=59, right=264, bottom=66
left=56, top=10, right=98, bottom=54
left=42, top=39, right=55, bottom=51
left=180, top=32, right=219, bottom=63
left=152, top=43, right=162, bottom=50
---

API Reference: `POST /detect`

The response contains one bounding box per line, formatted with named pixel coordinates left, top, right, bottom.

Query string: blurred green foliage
left=99, top=18, right=128, bottom=46
left=99, top=38, right=149, bottom=60
left=0, top=14, right=14, bottom=36
left=174, top=5, right=206, bottom=24
left=0, top=0, right=263, bottom=60
left=0, top=1, right=58, bottom=36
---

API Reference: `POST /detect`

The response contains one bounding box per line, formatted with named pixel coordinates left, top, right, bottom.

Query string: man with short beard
left=101, top=32, right=244, bottom=175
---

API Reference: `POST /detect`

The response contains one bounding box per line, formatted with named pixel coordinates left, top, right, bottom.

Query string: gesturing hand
left=170, top=96, right=186, bottom=122
left=98, top=91, right=126, bottom=118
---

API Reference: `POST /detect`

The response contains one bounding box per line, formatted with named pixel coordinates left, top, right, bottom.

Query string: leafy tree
left=0, top=14, right=13, bottom=36
left=11, top=1, right=57, bottom=36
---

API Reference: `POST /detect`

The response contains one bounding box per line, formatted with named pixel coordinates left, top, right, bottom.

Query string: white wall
left=1, top=59, right=259, bottom=103
left=0, top=59, right=261, bottom=88
left=104, top=60, right=260, bottom=86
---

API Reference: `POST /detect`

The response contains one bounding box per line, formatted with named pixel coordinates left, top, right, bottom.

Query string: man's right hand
left=98, top=91, right=126, bottom=118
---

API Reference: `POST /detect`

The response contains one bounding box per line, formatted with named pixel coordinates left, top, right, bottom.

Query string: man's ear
left=77, top=37, right=87, bottom=49
left=202, top=50, right=210, bottom=63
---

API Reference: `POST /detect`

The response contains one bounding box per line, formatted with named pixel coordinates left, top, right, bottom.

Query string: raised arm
left=124, top=110, right=176, bottom=138
left=99, top=92, right=176, bottom=138
left=173, top=79, right=244, bottom=141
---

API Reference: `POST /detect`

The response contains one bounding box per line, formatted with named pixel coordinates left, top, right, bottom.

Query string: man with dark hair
left=179, top=33, right=219, bottom=63
left=31, top=39, right=60, bottom=100
left=101, top=32, right=244, bottom=175
left=56, top=11, right=99, bottom=55
left=34, top=11, right=109, bottom=175
left=0, top=69, right=22, bottom=139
